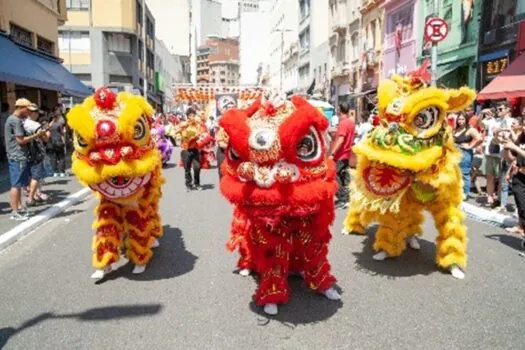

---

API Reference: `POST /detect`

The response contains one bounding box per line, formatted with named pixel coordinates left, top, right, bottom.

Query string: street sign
left=424, top=17, right=449, bottom=43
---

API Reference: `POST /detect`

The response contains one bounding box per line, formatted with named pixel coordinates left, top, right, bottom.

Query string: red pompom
left=94, top=87, right=117, bottom=110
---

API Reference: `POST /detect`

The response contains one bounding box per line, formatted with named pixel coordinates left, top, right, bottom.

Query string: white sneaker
left=263, top=303, right=278, bottom=315
left=322, top=287, right=341, bottom=300
left=239, top=268, right=251, bottom=277
left=132, top=264, right=146, bottom=274
left=10, top=212, right=28, bottom=221
left=151, top=239, right=160, bottom=248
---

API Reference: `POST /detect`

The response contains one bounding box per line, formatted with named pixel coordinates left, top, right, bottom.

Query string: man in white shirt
left=482, top=102, right=515, bottom=206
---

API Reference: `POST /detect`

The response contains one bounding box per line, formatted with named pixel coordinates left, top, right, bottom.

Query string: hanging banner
left=215, top=93, right=238, bottom=117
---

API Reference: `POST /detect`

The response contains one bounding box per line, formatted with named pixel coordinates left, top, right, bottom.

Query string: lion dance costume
left=342, top=63, right=476, bottom=279
left=67, top=88, right=165, bottom=279
left=220, top=96, right=341, bottom=315
left=152, top=125, right=174, bottom=167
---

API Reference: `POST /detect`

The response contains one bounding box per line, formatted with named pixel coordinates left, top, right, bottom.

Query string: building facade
left=267, top=0, right=299, bottom=93
left=189, top=0, right=224, bottom=82
left=196, top=36, right=240, bottom=86
left=239, top=0, right=270, bottom=85
left=155, top=38, right=185, bottom=112
left=477, top=0, right=525, bottom=92
left=416, top=0, right=480, bottom=89
left=329, top=0, right=361, bottom=108
left=383, top=0, right=418, bottom=78
left=297, top=0, right=329, bottom=96
left=59, top=0, right=158, bottom=105
left=147, top=0, right=191, bottom=55
left=0, top=0, right=91, bottom=162
left=360, top=0, right=385, bottom=98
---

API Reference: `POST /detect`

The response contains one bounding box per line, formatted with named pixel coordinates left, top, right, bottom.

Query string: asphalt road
left=0, top=159, right=524, bottom=349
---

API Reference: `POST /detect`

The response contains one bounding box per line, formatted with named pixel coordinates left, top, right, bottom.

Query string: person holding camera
left=482, top=102, right=515, bottom=207
left=4, top=99, right=47, bottom=220
left=502, top=117, right=525, bottom=237
left=24, top=103, right=51, bottom=206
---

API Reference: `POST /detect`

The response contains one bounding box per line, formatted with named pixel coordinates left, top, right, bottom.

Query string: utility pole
left=142, top=0, right=148, bottom=98
left=273, top=28, right=292, bottom=92
left=431, top=0, right=439, bottom=86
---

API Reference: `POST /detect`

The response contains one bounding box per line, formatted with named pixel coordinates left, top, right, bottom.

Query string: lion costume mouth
left=90, top=173, right=151, bottom=199
left=363, top=163, right=412, bottom=196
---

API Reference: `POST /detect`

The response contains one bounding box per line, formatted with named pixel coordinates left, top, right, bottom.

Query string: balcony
left=360, top=0, right=383, bottom=14
left=483, top=19, right=523, bottom=47
left=331, top=13, right=348, bottom=34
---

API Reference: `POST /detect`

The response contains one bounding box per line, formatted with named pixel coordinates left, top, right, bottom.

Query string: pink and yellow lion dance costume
left=220, top=96, right=341, bottom=315
left=67, top=88, right=164, bottom=279
left=342, top=64, right=476, bottom=279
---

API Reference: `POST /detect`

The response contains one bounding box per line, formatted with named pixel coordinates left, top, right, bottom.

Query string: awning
left=477, top=54, right=525, bottom=101
left=436, top=58, right=470, bottom=80
left=25, top=49, right=92, bottom=98
left=0, top=34, right=61, bottom=91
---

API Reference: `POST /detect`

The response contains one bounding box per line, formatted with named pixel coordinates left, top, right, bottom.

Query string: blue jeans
left=459, top=148, right=473, bottom=197
left=8, top=159, right=30, bottom=188
left=500, top=160, right=509, bottom=206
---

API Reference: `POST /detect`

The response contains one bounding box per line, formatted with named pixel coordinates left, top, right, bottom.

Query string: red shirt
left=333, top=118, right=356, bottom=161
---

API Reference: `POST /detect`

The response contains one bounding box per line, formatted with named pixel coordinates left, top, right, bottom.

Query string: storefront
left=477, top=0, right=525, bottom=92
left=383, top=0, right=417, bottom=78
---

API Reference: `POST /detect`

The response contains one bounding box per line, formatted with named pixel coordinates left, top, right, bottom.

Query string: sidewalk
left=0, top=175, right=87, bottom=234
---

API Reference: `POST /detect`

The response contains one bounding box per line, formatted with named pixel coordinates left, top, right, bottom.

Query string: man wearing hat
left=4, top=98, right=46, bottom=220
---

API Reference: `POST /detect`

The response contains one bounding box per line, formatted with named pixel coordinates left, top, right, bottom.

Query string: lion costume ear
left=445, top=87, right=476, bottom=112
left=244, top=97, right=262, bottom=117
left=377, top=79, right=399, bottom=114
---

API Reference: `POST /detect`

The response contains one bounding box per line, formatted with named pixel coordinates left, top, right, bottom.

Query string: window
left=10, top=23, right=33, bottom=48
left=75, top=73, right=91, bottom=82
left=136, top=1, right=143, bottom=24
left=109, top=75, right=132, bottom=84
left=370, top=21, right=377, bottom=49
left=108, top=33, right=131, bottom=53
left=299, top=28, right=310, bottom=50
left=351, top=33, right=359, bottom=61
left=66, top=0, right=89, bottom=10
left=59, top=31, right=90, bottom=52
left=37, top=36, right=54, bottom=55
left=138, top=40, right=143, bottom=59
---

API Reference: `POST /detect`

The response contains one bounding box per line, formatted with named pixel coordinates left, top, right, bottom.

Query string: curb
left=0, top=187, right=92, bottom=251
left=461, top=202, right=518, bottom=228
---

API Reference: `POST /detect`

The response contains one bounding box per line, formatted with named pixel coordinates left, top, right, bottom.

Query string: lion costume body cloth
left=342, top=64, right=476, bottom=272
left=67, top=88, right=165, bottom=270
left=220, top=96, right=338, bottom=306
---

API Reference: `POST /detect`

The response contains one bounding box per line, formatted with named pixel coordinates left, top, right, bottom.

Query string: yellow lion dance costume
left=67, top=87, right=164, bottom=279
left=342, top=64, right=476, bottom=279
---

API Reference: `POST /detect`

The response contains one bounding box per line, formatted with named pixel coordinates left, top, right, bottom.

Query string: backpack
left=27, top=138, right=44, bottom=165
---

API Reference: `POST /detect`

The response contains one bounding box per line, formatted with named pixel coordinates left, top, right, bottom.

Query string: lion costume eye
left=296, top=127, right=321, bottom=162
left=228, top=147, right=240, bottom=161
left=413, top=106, right=440, bottom=132
left=133, top=118, right=146, bottom=140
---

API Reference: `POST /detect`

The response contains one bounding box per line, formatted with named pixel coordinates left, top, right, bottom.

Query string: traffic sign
left=424, top=17, right=449, bottom=43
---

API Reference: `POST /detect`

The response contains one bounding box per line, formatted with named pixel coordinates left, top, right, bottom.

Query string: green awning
left=436, top=59, right=470, bottom=80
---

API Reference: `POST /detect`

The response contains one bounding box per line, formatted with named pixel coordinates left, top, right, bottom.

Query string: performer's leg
left=123, top=207, right=156, bottom=274
left=191, top=149, right=202, bottom=187
left=372, top=214, right=408, bottom=260
left=298, top=228, right=338, bottom=299
left=226, top=208, right=255, bottom=274
left=429, top=200, right=467, bottom=279
left=91, top=201, right=123, bottom=278
left=254, top=242, right=291, bottom=314
left=181, top=149, right=193, bottom=190
left=342, top=198, right=368, bottom=235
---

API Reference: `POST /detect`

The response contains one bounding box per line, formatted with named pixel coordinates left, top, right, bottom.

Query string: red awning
left=477, top=54, right=525, bottom=101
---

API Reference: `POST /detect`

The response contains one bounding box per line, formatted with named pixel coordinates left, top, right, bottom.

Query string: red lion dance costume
left=219, top=96, right=341, bottom=315
left=67, top=88, right=164, bottom=279
left=197, top=132, right=215, bottom=169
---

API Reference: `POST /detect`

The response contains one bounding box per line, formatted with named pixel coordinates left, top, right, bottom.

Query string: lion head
left=67, top=88, right=160, bottom=202
left=219, top=96, right=337, bottom=215
left=354, top=62, right=476, bottom=173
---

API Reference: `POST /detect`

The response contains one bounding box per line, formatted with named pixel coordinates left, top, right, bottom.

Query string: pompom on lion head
left=354, top=60, right=476, bottom=172
left=67, top=87, right=160, bottom=201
